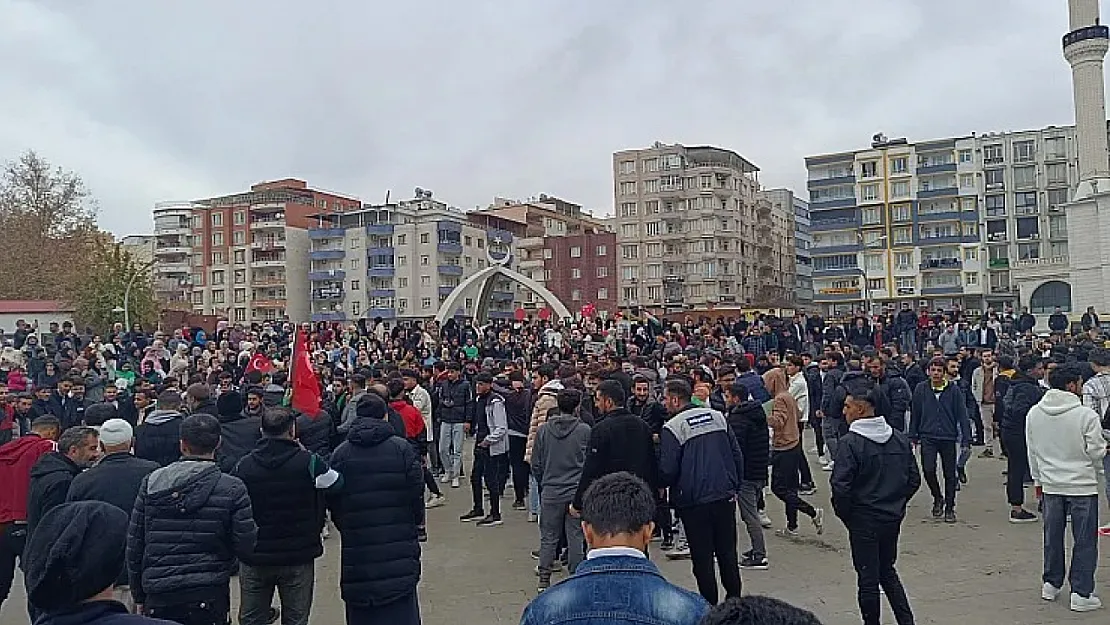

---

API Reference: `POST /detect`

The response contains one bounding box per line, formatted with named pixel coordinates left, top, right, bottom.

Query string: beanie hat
left=216, top=390, right=244, bottom=417
left=25, top=501, right=128, bottom=612
left=97, top=419, right=133, bottom=447
left=83, top=402, right=118, bottom=427
left=355, top=394, right=386, bottom=420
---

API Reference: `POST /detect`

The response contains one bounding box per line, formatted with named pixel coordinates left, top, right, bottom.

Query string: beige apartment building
left=612, top=142, right=794, bottom=312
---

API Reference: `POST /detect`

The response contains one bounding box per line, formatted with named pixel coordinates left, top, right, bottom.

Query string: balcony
left=438, top=264, right=464, bottom=276
left=517, top=237, right=544, bottom=248
left=919, top=258, right=963, bottom=271
left=309, top=269, right=346, bottom=281
left=153, top=202, right=194, bottom=218
left=988, top=258, right=1010, bottom=269
left=365, top=224, right=395, bottom=236
left=915, top=209, right=962, bottom=223
left=155, top=225, right=191, bottom=237
left=917, top=187, right=959, bottom=199
left=253, top=299, right=286, bottom=309
left=813, top=266, right=862, bottom=277
left=990, top=284, right=1013, bottom=294
left=308, top=227, right=345, bottom=240
left=518, top=258, right=544, bottom=270
left=368, top=289, right=395, bottom=298
left=811, top=243, right=861, bottom=254
left=437, top=241, right=463, bottom=254
left=250, top=257, right=286, bottom=268
left=367, top=246, right=395, bottom=257
left=251, top=239, right=285, bottom=251
left=252, top=277, right=286, bottom=287
left=309, top=249, right=345, bottom=261
left=916, top=162, right=957, bottom=175
left=807, top=174, right=856, bottom=188
left=491, top=290, right=515, bottom=302
left=311, top=289, right=344, bottom=301
left=367, top=266, right=395, bottom=278
left=810, top=217, right=860, bottom=232
left=367, top=307, right=396, bottom=319
left=311, top=311, right=346, bottom=322
left=1013, top=256, right=1069, bottom=268
left=154, top=246, right=191, bottom=256
left=250, top=219, right=285, bottom=230
left=809, top=197, right=856, bottom=210
left=921, top=285, right=964, bottom=295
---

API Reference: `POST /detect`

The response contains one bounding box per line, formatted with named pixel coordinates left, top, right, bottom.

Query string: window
left=622, top=266, right=638, bottom=280
left=1050, top=241, right=1069, bottom=258
left=596, top=245, right=607, bottom=256
left=1013, top=140, right=1035, bottom=163
left=621, top=245, right=639, bottom=260
left=984, top=169, right=1004, bottom=189
left=864, top=254, right=884, bottom=271
left=958, top=149, right=973, bottom=164
left=1047, top=188, right=1069, bottom=207
left=394, top=256, right=404, bottom=266
left=896, top=276, right=916, bottom=289
left=1045, top=137, right=1066, bottom=159
left=420, top=276, right=431, bottom=286
left=620, top=223, right=638, bottom=238
left=643, top=179, right=659, bottom=193
left=1015, top=191, right=1038, bottom=214
left=959, top=173, right=975, bottom=189
left=1013, top=166, right=1036, bottom=188
left=619, top=202, right=638, bottom=217
left=233, top=211, right=245, bottom=225
left=983, top=144, right=1003, bottom=164
left=645, top=222, right=661, bottom=236
left=234, top=288, right=246, bottom=303
left=858, top=207, right=880, bottom=225
left=350, top=279, right=360, bottom=291
left=964, top=248, right=978, bottom=261
left=210, top=251, right=225, bottom=265
left=892, top=227, right=912, bottom=244
left=211, top=212, right=223, bottom=226
left=646, top=286, right=661, bottom=301
left=420, top=255, right=429, bottom=266
left=890, top=181, right=909, bottom=198
left=597, top=288, right=608, bottom=300
left=349, top=301, right=361, bottom=316
left=962, top=222, right=977, bottom=237
left=860, top=161, right=878, bottom=178
left=891, top=203, right=911, bottom=221
left=889, top=157, right=907, bottom=174
left=350, top=257, right=361, bottom=269
left=642, top=158, right=659, bottom=172
left=543, top=269, right=552, bottom=281
left=571, top=289, right=581, bottom=301
left=233, top=269, right=245, bottom=284
left=232, top=231, right=245, bottom=245
left=398, top=277, right=408, bottom=288
left=212, top=232, right=223, bottom=246
left=894, top=252, right=913, bottom=269
left=192, top=291, right=204, bottom=305
left=646, top=242, right=662, bottom=257
left=463, top=236, right=472, bottom=247
left=985, top=195, right=1006, bottom=216
left=867, top=279, right=886, bottom=291
left=813, top=254, right=858, bottom=271
left=1016, top=217, right=1039, bottom=239
left=620, top=160, right=635, bottom=174
left=211, top=270, right=224, bottom=285
left=619, top=182, right=636, bottom=195
left=396, top=234, right=406, bottom=245
left=569, top=246, right=582, bottom=258
left=965, top=272, right=979, bottom=286
left=464, top=256, right=472, bottom=267
left=1049, top=215, right=1067, bottom=238
left=542, top=248, right=552, bottom=259
left=860, top=183, right=879, bottom=202
left=421, top=297, right=431, bottom=309
left=1018, top=242, right=1041, bottom=260
left=233, top=250, right=245, bottom=264
left=1046, top=163, right=1067, bottom=185
left=572, top=268, right=581, bottom=279
left=211, top=290, right=225, bottom=305
left=596, top=266, right=608, bottom=278
left=419, top=233, right=429, bottom=245
left=960, top=197, right=977, bottom=212
left=398, top=299, right=408, bottom=311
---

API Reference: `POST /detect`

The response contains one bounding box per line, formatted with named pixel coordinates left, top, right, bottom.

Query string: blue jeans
left=1042, top=494, right=1099, bottom=597
left=900, top=329, right=916, bottom=355
left=439, top=423, right=465, bottom=479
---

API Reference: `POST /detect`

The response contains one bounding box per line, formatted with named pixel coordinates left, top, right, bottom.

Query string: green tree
left=0, top=151, right=100, bottom=299
left=72, top=243, right=158, bottom=333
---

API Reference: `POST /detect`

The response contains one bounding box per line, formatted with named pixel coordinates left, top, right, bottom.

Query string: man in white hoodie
left=1026, top=364, right=1107, bottom=613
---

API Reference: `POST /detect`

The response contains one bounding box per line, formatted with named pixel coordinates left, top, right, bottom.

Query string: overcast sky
left=0, top=0, right=1085, bottom=235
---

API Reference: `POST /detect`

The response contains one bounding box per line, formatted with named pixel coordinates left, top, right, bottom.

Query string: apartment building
left=468, top=195, right=617, bottom=315
left=308, top=191, right=516, bottom=324
left=612, top=142, right=788, bottom=312
left=119, top=235, right=155, bottom=266
left=806, top=126, right=1091, bottom=317
left=762, top=189, right=812, bottom=308
left=152, top=179, right=360, bottom=322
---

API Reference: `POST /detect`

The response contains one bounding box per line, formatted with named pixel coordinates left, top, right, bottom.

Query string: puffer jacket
left=1000, top=372, right=1045, bottom=435
left=296, top=410, right=335, bottom=458
left=126, top=459, right=257, bottom=607
left=133, top=410, right=184, bottom=467
left=216, top=412, right=263, bottom=473
left=525, top=379, right=563, bottom=463
left=726, top=399, right=770, bottom=483
left=27, top=452, right=83, bottom=539
left=436, top=379, right=472, bottom=425
left=327, top=416, right=423, bottom=608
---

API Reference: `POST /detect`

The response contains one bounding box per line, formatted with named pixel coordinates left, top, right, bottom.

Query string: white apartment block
left=612, top=142, right=794, bottom=311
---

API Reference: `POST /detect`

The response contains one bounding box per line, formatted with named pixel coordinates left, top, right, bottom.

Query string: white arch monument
left=434, top=245, right=572, bottom=325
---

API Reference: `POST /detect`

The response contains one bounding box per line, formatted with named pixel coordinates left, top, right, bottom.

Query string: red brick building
left=540, top=232, right=618, bottom=316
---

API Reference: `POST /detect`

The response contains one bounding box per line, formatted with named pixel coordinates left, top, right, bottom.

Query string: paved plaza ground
left=2, top=446, right=1107, bottom=625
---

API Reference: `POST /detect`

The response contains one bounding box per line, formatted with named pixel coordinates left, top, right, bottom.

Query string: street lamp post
left=857, top=231, right=888, bottom=318
left=122, top=260, right=157, bottom=331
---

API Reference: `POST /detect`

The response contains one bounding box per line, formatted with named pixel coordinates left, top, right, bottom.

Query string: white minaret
left=1064, top=0, right=1110, bottom=313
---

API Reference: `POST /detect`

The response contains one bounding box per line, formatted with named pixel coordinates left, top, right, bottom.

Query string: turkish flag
left=245, top=353, right=274, bottom=375
left=291, top=329, right=322, bottom=416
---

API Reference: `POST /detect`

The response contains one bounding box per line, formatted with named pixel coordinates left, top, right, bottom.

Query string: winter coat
left=831, top=416, right=920, bottom=525
left=32, top=601, right=173, bottom=625
left=133, top=410, right=184, bottom=467
left=572, top=408, right=659, bottom=511
left=327, top=416, right=423, bottom=608
left=909, top=380, right=971, bottom=443
left=660, top=404, right=744, bottom=510
left=436, top=379, right=472, bottom=425
left=626, top=396, right=667, bottom=436
left=27, top=452, right=84, bottom=539
left=525, top=380, right=563, bottom=463
left=0, top=434, right=56, bottom=523
left=1000, top=373, right=1045, bottom=435
left=530, top=414, right=591, bottom=503
left=296, top=410, right=335, bottom=458
left=726, top=400, right=770, bottom=483
left=126, top=459, right=257, bottom=607
left=216, top=411, right=263, bottom=473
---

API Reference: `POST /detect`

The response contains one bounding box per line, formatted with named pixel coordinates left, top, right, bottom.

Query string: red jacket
left=0, top=434, right=56, bottom=523
left=0, top=405, right=12, bottom=432
left=389, top=400, right=426, bottom=439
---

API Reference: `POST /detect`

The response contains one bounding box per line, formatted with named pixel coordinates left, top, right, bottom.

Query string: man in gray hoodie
left=531, top=388, right=591, bottom=591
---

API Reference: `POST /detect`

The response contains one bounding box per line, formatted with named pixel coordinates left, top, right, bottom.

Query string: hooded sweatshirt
left=530, top=413, right=591, bottom=504
left=134, top=410, right=184, bottom=467
left=525, top=379, right=563, bottom=463
left=1025, top=389, right=1107, bottom=497
left=0, top=434, right=56, bottom=523
left=831, top=416, right=920, bottom=524
left=763, top=368, right=802, bottom=451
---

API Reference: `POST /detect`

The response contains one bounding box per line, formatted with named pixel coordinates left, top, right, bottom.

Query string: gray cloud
left=0, top=0, right=1084, bottom=234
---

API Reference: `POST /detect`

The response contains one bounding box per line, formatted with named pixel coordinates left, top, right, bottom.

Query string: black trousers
left=1001, top=429, right=1030, bottom=506
left=848, top=520, right=915, bottom=625
left=0, top=523, right=26, bottom=609
left=811, top=416, right=826, bottom=457
left=147, top=595, right=231, bottom=625
left=471, top=448, right=509, bottom=517
left=968, top=403, right=985, bottom=445
left=919, top=438, right=958, bottom=509
left=677, top=499, right=742, bottom=605
left=508, top=435, right=530, bottom=504
left=771, top=445, right=817, bottom=530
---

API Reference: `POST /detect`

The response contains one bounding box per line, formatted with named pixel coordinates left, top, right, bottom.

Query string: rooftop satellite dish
left=415, top=187, right=424, bottom=198
left=424, top=190, right=434, bottom=199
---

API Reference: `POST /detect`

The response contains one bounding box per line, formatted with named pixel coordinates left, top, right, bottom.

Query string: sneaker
left=978, top=448, right=994, bottom=458
left=775, top=527, right=800, bottom=538
left=265, top=608, right=280, bottom=625
left=931, top=500, right=944, bottom=519
left=439, top=474, right=450, bottom=484
left=476, top=515, right=503, bottom=527
left=460, top=509, right=484, bottom=522
left=1070, top=593, right=1103, bottom=612
left=537, top=576, right=551, bottom=592
left=813, top=508, right=825, bottom=535
left=1098, top=524, right=1110, bottom=537
left=739, top=555, right=769, bottom=570
left=321, top=524, right=331, bottom=540
left=944, top=509, right=957, bottom=524
left=808, top=446, right=818, bottom=454
left=530, top=549, right=540, bottom=560
left=451, top=477, right=460, bottom=489
left=417, top=527, right=428, bottom=542
left=660, top=538, right=675, bottom=551
left=425, top=494, right=447, bottom=509
left=527, top=512, right=538, bottom=523
left=665, top=545, right=691, bottom=560
left=511, top=500, right=527, bottom=511
left=1009, top=509, right=1038, bottom=524
left=958, top=467, right=968, bottom=485
left=1042, top=582, right=1062, bottom=601
left=759, top=511, right=773, bottom=529
left=817, top=455, right=827, bottom=466
left=533, top=562, right=563, bottom=575
left=799, top=484, right=817, bottom=496
left=821, top=461, right=834, bottom=472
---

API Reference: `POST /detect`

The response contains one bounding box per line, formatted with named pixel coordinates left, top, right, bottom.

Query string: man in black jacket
left=134, top=390, right=186, bottom=467
left=127, top=413, right=257, bottom=622
left=864, top=354, right=911, bottom=432
left=724, top=382, right=770, bottom=570
left=495, top=371, right=532, bottom=510
left=908, top=357, right=971, bottom=523
left=1017, top=307, right=1036, bottom=335
left=327, top=394, right=423, bottom=625
left=65, top=418, right=158, bottom=611
left=185, top=382, right=219, bottom=419
left=27, top=425, right=100, bottom=539
left=627, top=376, right=667, bottom=440
left=233, top=407, right=342, bottom=625
left=215, top=389, right=262, bottom=473
left=999, top=354, right=1045, bottom=524
left=1048, top=306, right=1069, bottom=336
left=832, top=376, right=919, bottom=625
left=436, top=363, right=471, bottom=487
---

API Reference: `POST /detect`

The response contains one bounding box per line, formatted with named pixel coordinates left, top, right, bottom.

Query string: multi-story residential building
left=793, top=196, right=815, bottom=307
left=758, top=189, right=803, bottom=308
left=613, top=142, right=785, bottom=312
left=153, top=179, right=360, bottom=322
left=806, top=127, right=1093, bottom=318
left=308, top=191, right=516, bottom=324
left=119, top=235, right=155, bottom=266
left=469, top=195, right=617, bottom=315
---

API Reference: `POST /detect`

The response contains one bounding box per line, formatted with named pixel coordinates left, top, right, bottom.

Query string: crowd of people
left=0, top=302, right=1107, bottom=624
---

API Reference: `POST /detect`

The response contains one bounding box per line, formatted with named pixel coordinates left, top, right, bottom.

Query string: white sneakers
left=451, top=477, right=460, bottom=489
left=759, top=511, right=773, bottom=529
left=1043, top=582, right=1102, bottom=611
left=425, top=494, right=447, bottom=509
left=821, top=460, right=834, bottom=472
left=439, top=474, right=450, bottom=484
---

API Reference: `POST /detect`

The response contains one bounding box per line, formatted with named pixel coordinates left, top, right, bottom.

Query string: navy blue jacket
left=327, top=416, right=423, bottom=608
left=659, top=405, right=744, bottom=509
left=909, top=381, right=971, bottom=443
left=34, top=601, right=174, bottom=625
left=736, top=372, right=771, bottom=404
